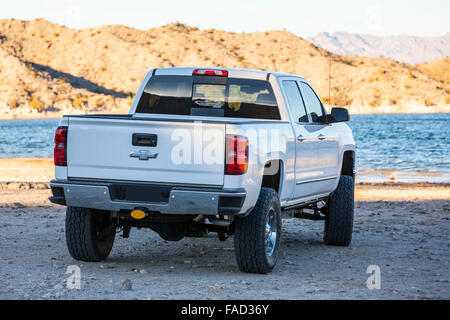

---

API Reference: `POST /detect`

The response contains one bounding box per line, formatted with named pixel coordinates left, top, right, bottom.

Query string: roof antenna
left=328, top=53, right=332, bottom=113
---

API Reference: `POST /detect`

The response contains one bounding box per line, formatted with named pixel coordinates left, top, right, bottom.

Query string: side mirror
left=330, top=107, right=350, bottom=123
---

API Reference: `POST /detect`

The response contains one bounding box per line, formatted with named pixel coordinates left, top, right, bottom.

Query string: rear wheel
left=324, top=175, right=354, bottom=246
left=65, top=206, right=116, bottom=261
left=234, top=188, right=281, bottom=274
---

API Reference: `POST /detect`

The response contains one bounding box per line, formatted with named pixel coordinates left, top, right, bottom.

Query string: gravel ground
left=0, top=195, right=448, bottom=300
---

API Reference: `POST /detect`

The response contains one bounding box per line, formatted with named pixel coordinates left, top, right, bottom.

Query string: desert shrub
left=232, top=45, right=239, bottom=50
left=236, top=55, right=245, bottom=62
left=54, top=32, right=60, bottom=37
left=103, top=44, right=109, bottom=49
left=404, top=84, right=411, bottom=89
left=321, top=97, right=330, bottom=104
left=424, top=99, right=433, bottom=106
left=8, top=99, right=19, bottom=109
left=256, top=42, right=261, bottom=47
left=204, top=56, right=210, bottom=61
left=368, top=100, right=377, bottom=107
left=94, top=99, right=104, bottom=108
left=127, top=96, right=133, bottom=107
left=333, top=96, right=353, bottom=107
left=219, top=37, right=225, bottom=42
left=388, top=98, right=397, bottom=105
left=72, top=97, right=86, bottom=110
left=193, top=39, right=197, bottom=44
left=272, top=39, right=278, bottom=43
left=29, top=98, right=45, bottom=111
left=408, top=71, right=416, bottom=79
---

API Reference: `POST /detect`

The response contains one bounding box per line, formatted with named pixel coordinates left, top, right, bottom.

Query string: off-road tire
left=234, top=187, right=281, bottom=274
left=65, top=206, right=116, bottom=261
left=324, top=175, right=354, bottom=246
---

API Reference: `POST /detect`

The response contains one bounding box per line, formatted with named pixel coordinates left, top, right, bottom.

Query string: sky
left=1, top=0, right=449, bottom=38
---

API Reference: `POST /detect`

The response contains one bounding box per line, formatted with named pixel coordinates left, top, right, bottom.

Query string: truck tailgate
left=66, top=117, right=225, bottom=186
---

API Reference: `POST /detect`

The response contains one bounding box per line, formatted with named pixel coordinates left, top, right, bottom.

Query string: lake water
left=0, top=113, right=449, bottom=182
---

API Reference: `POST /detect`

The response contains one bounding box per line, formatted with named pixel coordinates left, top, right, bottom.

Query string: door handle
left=318, top=134, right=326, bottom=140
left=132, top=133, right=157, bottom=147
left=297, top=134, right=305, bottom=142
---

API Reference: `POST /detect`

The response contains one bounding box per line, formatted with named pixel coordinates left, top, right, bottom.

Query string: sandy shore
left=0, top=158, right=54, bottom=183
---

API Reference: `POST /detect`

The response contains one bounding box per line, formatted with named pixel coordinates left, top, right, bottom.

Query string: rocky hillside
left=0, top=19, right=449, bottom=118
left=310, top=32, right=450, bottom=64
left=415, top=57, right=450, bottom=85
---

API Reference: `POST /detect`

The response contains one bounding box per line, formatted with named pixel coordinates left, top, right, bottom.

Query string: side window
left=299, top=82, right=325, bottom=123
left=282, top=80, right=309, bottom=123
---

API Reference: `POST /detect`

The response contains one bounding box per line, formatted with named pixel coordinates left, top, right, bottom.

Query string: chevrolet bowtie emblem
left=130, top=150, right=159, bottom=160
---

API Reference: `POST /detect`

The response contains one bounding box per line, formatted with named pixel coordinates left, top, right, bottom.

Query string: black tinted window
left=136, top=76, right=192, bottom=115
left=225, top=78, right=280, bottom=119
left=282, top=81, right=308, bottom=123
left=299, top=82, right=326, bottom=123
left=136, top=75, right=280, bottom=120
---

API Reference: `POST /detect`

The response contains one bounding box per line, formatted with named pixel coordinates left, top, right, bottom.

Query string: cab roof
left=153, top=67, right=305, bottom=81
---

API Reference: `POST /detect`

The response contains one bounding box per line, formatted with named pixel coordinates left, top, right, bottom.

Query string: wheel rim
left=265, top=208, right=277, bottom=257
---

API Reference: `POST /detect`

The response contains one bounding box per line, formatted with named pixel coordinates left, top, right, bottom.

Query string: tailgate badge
left=130, top=150, right=159, bottom=160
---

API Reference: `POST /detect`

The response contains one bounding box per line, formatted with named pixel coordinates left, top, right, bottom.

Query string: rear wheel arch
left=261, top=159, right=283, bottom=194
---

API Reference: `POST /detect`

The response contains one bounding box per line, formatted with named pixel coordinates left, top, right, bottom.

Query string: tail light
left=193, top=69, right=228, bottom=77
left=225, top=135, right=248, bottom=175
left=54, top=126, right=68, bottom=166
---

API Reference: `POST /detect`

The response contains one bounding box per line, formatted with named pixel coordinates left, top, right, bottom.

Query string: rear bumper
left=49, top=179, right=246, bottom=215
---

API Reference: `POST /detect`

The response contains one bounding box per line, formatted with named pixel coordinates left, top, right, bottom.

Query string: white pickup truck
left=50, top=67, right=355, bottom=274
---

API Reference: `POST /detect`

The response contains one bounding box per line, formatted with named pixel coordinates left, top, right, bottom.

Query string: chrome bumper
left=49, top=180, right=246, bottom=215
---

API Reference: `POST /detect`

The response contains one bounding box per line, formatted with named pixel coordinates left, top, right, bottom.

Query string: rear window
left=136, top=75, right=280, bottom=120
